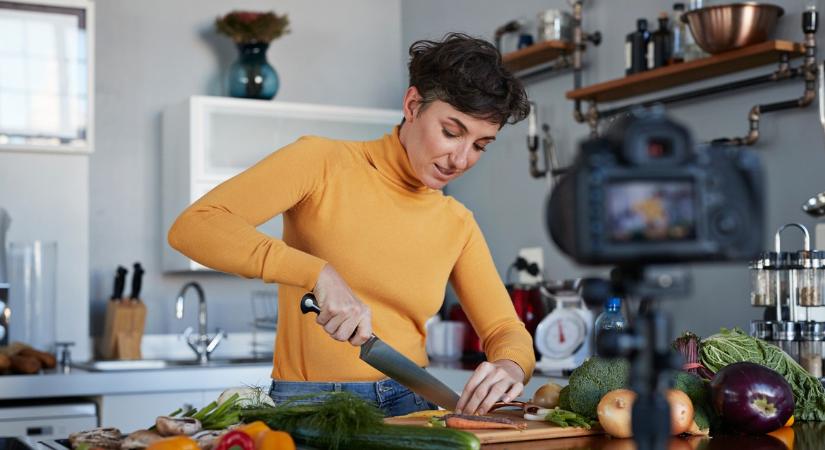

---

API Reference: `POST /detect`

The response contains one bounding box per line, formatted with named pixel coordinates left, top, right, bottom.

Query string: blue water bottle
left=594, top=297, right=626, bottom=356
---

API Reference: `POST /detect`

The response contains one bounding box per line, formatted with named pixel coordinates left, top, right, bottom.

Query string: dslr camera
left=547, top=108, right=764, bottom=266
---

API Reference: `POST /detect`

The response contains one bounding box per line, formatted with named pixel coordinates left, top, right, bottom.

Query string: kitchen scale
left=534, top=287, right=594, bottom=374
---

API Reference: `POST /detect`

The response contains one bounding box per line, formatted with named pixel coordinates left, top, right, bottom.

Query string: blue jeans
left=268, top=378, right=437, bottom=417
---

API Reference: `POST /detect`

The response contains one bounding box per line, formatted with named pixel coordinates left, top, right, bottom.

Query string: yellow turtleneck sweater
left=168, top=127, right=536, bottom=382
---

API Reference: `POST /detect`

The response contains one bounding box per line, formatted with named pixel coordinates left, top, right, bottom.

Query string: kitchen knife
left=111, top=266, right=128, bottom=301
left=129, top=262, right=144, bottom=301
left=300, top=293, right=460, bottom=410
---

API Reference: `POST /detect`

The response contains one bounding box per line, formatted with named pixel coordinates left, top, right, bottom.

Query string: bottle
left=625, top=19, right=650, bottom=75
left=594, top=297, right=627, bottom=356
left=670, top=3, right=686, bottom=64
left=684, top=0, right=708, bottom=61
left=648, top=12, right=672, bottom=69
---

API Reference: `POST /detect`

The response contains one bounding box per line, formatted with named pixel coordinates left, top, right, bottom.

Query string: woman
left=168, top=33, right=534, bottom=417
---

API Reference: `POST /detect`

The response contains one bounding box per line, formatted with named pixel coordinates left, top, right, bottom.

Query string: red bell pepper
left=216, top=430, right=254, bottom=450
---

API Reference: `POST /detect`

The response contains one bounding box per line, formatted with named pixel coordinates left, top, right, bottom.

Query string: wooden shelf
left=502, top=40, right=575, bottom=73
left=566, top=40, right=804, bottom=103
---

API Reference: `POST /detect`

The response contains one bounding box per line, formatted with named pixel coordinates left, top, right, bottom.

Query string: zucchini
left=289, top=423, right=480, bottom=450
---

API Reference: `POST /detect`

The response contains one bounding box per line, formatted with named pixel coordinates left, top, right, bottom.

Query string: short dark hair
left=407, top=32, right=530, bottom=127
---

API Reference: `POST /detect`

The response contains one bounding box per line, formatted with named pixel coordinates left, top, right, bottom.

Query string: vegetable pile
left=699, top=328, right=825, bottom=422
left=242, top=392, right=481, bottom=450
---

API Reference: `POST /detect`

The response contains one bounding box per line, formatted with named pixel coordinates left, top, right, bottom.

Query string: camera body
left=547, top=109, right=764, bottom=265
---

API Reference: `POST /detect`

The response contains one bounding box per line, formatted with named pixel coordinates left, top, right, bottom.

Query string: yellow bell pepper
left=255, top=430, right=295, bottom=450
left=237, top=420, right=271, bottom=442
left=146, top=436, right=200, bottom=450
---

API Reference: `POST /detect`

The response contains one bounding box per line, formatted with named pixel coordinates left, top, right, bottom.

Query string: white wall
left=90, top=0, right=404, bottom=340
left=0, top=152, right=90, bottom=361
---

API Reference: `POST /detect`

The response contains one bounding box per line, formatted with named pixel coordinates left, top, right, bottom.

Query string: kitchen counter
left=0, top=358, right=560, bottom=401
left=0, top=363, right=274, bottom=400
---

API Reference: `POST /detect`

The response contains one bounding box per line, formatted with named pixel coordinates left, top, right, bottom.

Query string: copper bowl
left=682, top=2, right=784, bottom=54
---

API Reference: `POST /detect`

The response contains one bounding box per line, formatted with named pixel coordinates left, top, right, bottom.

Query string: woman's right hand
left=312, top=264, right=373, bottom=346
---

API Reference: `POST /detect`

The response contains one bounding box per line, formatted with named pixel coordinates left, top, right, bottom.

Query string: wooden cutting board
left=384, top=410, right=603, bottom=444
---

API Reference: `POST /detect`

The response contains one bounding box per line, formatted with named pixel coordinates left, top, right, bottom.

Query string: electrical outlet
left=517, top=246, right=544, bottom=285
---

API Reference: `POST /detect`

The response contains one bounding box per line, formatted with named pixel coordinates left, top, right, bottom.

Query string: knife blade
left=129, top=262, right=144, bottom=301
left=300, top=293, right=460, bottom=410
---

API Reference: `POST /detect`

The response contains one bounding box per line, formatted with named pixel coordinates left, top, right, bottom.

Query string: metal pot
left=682, top=2, right=784, bottom=54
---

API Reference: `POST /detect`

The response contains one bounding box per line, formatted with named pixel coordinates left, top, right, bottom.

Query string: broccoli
left=565, top=357, right=630, bottom=419
left=672, top=371, right=720, bottom=433
left=558, top=385, right=571, bottom=410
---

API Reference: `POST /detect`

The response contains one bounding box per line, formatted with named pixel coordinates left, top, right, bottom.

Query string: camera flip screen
left=605, top=180, right=697, bottom=243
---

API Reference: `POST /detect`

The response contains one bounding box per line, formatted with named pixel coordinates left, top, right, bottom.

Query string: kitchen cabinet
left=98, top=389, right=224, bottom=432
left=161, top=96, right=401, bottom=272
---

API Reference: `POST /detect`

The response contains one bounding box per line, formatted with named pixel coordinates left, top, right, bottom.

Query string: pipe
left=596, top=72, right=787, bottom=119
left=716, top=16, right=818, bottom=146
left=572, top=0, right=583, bottom=90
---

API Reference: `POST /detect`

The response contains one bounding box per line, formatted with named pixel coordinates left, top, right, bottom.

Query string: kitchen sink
left=73, top=356, right=271, bottom=372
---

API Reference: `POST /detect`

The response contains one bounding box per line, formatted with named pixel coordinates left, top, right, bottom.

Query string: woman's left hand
left=455, top=359, right=525, bottom=415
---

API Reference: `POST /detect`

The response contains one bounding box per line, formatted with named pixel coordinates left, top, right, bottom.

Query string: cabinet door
left=99, top=391, right=205, bottom=432
left=194, top=98, right=400, bottom=182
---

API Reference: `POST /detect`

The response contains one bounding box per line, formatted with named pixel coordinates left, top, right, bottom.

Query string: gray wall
left=90, top=0, right=403, bottom=341
left=402, top=0, right=825, bottom=339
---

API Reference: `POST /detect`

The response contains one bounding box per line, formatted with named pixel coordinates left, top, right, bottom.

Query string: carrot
left=443, top=414, right=527, bottom=430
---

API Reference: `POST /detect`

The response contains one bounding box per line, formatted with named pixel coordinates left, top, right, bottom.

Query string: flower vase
left=227, top=42, right=279, bottom=100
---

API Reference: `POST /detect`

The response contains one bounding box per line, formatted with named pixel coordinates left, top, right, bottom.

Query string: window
left=0, top=0, right=93, bottom=152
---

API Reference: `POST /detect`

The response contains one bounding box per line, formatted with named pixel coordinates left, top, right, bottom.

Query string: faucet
left=175, top=281, right=226, bottom=363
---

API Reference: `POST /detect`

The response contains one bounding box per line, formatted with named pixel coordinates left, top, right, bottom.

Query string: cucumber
left=289, top=423, right=481, bottom=450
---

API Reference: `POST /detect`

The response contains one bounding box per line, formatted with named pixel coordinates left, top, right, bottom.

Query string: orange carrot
left=443, top=414, right=527, bottom=430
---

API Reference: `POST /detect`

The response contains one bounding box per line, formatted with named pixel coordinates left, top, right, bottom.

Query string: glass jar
left=766, top=252, right=789, bottom=319
left=750, top=253, right=772, bottom=306
left=773, top=321, right=800, bottom=361
left=8, top=241, right=57, bottom=352
left=800, top=321, right=824, bottom=378
left=750, top=320, right=774, bottom=346
left=797, top=251, right=821, bottom=306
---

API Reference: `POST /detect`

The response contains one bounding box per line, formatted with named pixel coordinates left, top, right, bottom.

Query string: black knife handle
left=112, top=266, right=128, bottom=300
left=130, top=262, right=144, bottom=299
left=300, top=293, right=322, bottom=315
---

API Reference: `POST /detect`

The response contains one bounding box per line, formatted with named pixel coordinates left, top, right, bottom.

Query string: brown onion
left=597, top=389, right=636, bottom=438
left=666, top=389, right=695, bottom=435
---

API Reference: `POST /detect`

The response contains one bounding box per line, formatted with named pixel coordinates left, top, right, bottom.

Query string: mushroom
left=121, top=430, right=164, bottom=449
left=155, top=416, right=202, bottom=436
left=192, top=429, right=226, bottom=450
left=68, top=427, right=123, bottom=450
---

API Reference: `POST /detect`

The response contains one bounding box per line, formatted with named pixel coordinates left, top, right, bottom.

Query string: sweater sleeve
left=449, top=214, right=536, bottom=383
left=167, top=136, right=330, bottom=291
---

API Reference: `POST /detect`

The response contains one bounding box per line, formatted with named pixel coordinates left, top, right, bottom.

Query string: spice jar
left=796, top=251, right=821, bottom=306
left=800, top=321, right=824, bottom=378
left=750, top=320, right=774, bottom=344
left=766, top=252, right=789, bottom=320
left=773, top=321, right=800, bottom=362
left=750, top=253, right=772, bottom=306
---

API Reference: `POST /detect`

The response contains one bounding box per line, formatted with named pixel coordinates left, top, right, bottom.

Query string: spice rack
left=750, top=223, right=825, bottom=378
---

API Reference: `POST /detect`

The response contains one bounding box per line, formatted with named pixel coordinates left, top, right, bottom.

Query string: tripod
left=582, top=266, right=686, bottom=450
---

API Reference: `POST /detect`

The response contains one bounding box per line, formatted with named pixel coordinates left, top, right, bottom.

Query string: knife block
left=101, top=300, right=146, bottom=360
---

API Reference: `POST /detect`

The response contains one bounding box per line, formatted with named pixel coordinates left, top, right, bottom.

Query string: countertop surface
left=0, top=358, right=560, bottom=400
